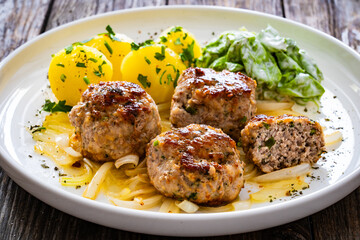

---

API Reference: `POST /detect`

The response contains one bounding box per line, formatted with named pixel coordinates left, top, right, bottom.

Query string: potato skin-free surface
left=121, top=44, right=186, bottom=104
left=158, top=26, right=202, bottom=67
left=48, top=45, right=113, bottom=106
left=85, top=33, right=132, bottom=81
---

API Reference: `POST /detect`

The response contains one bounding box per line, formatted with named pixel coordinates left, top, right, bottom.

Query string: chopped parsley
left=41, top=163, right=49, bottom=169
left=240, top=116, right=247, bottom=123
left=159, top=70, right=167, bottom=84
left=89, top=58, right=98, bottom=63
left=180, top=40, right=195, bottom=64
left=310, top=129, right=317, bottom=136
left=153, top=140, right=159, bottom=146
left=83, top=76, right=90, bottom=85
left=144, top=56, right=151, bottom=65
left=105, top=25, right=116, bottom=39
left=169, top=26, right=183, bottom=33
left=156, top=67, right=161, bottom=74
left=137, top=74, right=151, bottom=88
left=174, top=37, right=182, bottom=46
left=183, top=32, right=188, bottom=40
left=131, top=40, right=154, bottom=51
left=131, top=42, right=140, bottom=51
left=42, top=99, right=72, bottom=113
left=188, top=192, right=197, bottom=200
left=160, top=36, right=167, bottom=43
left=262, top=122, right=270, bottom=129
left=104, top=41, right=113, bottom=54
left=64, top=45, right=73, bottom=54
left=154, top=45, right=166, bottom=61
left=56, top=63, right=65, bottom=68
left=60, top=74, right=66, bottom=82
left=265, top=137, right=276, bottom=149
left=185, top=106, right=197, bottom=115
left=30, top=125, right=46, bottom=133
left=76, top=62, right=86, bottom=68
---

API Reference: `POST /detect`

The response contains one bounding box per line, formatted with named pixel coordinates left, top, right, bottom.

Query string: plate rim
left=0, top=5, right=360, bottom=236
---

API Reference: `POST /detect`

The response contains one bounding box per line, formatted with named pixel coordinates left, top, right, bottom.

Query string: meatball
left=241, top=114, right=325, bottom=173
left=69, top=81, right=161, bottom=162
left=170, top=67, right=257, bottom=141
left=146, top=124, right=244, bottom=206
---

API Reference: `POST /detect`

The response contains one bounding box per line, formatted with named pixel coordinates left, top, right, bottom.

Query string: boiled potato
left=121, top=44, right=186, bottom=103
left=85, top=28, right=132, bottom=81
left=48, top=45, right=113, bottom=106
left=157, top=26, right=201, bottom=67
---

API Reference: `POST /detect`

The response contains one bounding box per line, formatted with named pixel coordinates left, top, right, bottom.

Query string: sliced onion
left=325, top=131, right=342, bottom=146
left=175, top=200, right=199, bottom=213
left=63, top=147, right=82, bottom=158
left=55, top=134, right=70, bottom=148
left=60, top=163, right=93, bottom=186
left=256, top=100, right=294, bottom=112
left=83, top=162, right=113, bottom=200
left=251, top=163, right=311, bottom=183
left=109, top=195, right=163, bottom=210
left=156, top=102, right=171, bottom=112
left=115, top=154, right=139, bottom=169
left=232, top=200, right=251, bottom=211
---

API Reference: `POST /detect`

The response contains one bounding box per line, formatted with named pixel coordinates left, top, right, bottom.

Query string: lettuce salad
left=196, top=26, right=325, bottom=104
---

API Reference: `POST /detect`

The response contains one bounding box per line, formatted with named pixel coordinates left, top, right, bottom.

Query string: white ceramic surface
left=0, top=6, right=360, bottom=236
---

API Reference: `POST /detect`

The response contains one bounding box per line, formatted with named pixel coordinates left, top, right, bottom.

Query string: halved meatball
left=170, top=67, right=257, bottom=141
left=241, top=114, right=325, bottom=173
left=69, top=81, right=161, bottom=162
left=146, top=124, right=244, bottom=206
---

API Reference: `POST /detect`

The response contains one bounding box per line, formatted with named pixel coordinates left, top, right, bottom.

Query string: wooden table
left=0, top=0, right=359, bottom=239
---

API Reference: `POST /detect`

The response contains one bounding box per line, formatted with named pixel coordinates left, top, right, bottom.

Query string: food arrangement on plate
left=29, top=25, right=342, bottom=213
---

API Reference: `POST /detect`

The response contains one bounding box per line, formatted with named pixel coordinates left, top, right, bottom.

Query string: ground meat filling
left=241, top=114, right=325, bottom=173
left=146, top=124, right=245, bottom=206
left=170, top=67, right=257, bottom=141
left=69, top=81, right=161, bottom=162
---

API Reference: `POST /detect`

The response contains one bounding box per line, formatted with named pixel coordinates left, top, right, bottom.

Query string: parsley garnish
left=183, top=33, right=188, bottom=40
left=83, top=76, right=90, bottom=85
left=154, top=46, right=166, bottom=61
left=64, top=45, right=73, bottom=54
left=166, top=74, right=173, bottom=85
left=310, top=129, right=317, bottom=136
left=131, top=42, right=140, bottom=51
left=174, top=38, right=182, bottom=46
left=106, top=25, right=116, bottom=37
left=43, top=99, right=72, bottom=113
left=56, top=63, right=65, bottom=68
left=169, top=26, right=183, bottom=33
left=185, top=106, right=197, bottom=115
left=30, top=126, right=46, bottom=133
left=137, top=74, right=151, bottom=88
left=89, top=58, right=98, bottom=63
left=160, top=36, right=167, bottom=43
left=93, top=70, right=101, bottom=77
left=265, top=137, right=276, bottom=149
left=159, top=70, right=167, bottom=84
left=180, top=40, right=195, bottom=64
left=60, top=74, right=66, bottom=82
left=156, top=67, right=161, bottom=74
left=144, top=57, right=151, bottom=65
left=262, top=122, right=270, bottom=129
left=153, top=140, right=159, bottom=146
left=104, top=41, right=113, bottom=54
left=76, top=62, right=86, bottom=68
left=188, top=192, right=197, bottom=200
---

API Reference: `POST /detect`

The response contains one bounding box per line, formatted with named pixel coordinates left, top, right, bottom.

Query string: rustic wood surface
left=0, top=0, right=359, bottom=239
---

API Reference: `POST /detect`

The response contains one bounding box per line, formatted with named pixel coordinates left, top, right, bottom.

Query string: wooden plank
left=45, top=0, right=166, bottom=31
left=168, top=0, right=283, bottom=16
left=0, top=0, right=51, bottom=60
left=283, top=0, right=333, bottom=35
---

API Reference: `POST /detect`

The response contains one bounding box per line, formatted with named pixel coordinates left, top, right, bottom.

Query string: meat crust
left=69, top=81, right=161, bottom=161
left=170, top=67, right=257, bottom=141
left=146, top=124, right=245, bottom=206
left=241, top=114, right=325, bottom=173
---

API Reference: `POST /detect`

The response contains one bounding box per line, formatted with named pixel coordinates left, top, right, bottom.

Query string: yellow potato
left=48, top=45, right=113, bottom=106
left=121, top=44, right=186, bottom=103
left=85, top=31, right=132, bottom=81
left=157, top=26, right=201, bottom=67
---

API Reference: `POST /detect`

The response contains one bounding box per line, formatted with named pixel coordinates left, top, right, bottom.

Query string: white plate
left=0, top=6, right=360, bottom=237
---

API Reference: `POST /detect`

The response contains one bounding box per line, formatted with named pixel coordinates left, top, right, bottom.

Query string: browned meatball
left=241, top=114, right=325, bottom=173
left=146, top=124, right=244, bottom=206
left=170, top=67, right=257, bottom=141
left=69, top=81, right=161, bottom=162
